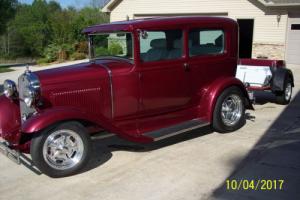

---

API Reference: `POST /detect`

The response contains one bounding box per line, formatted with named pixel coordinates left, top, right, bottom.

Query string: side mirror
left=139, top=30, right=148, bottom=39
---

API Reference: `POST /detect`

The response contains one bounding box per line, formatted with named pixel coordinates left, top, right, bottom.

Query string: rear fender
left=272, top=68, right=294, bottom=92
left=200, top=77, right=253, bottom=122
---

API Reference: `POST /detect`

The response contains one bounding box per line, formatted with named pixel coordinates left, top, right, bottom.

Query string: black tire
left=213, top=86, right=246, bottom=133
left=30, top=122, right=91, bottom=178
left=275, top=77, right=293, bottom=105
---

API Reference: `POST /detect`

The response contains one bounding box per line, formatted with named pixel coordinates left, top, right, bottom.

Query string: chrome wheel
left=221, top=94, right=243, bottom=126
left=285, top=83, right=292, bottom=101
left=42, top=129, right=84, bottom=170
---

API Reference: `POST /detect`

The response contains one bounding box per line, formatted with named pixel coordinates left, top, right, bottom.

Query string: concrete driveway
left=0, top=64, right=299, bottom=200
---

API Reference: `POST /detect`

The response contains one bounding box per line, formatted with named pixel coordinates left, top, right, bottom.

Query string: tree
left=0, top=0, right=109, bottom=60
left=71, top=7, right=109, bottom=42
left=0, top=0, right=17, bottom=35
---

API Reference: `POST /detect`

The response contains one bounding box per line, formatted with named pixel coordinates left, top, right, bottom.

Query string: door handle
left=183, top=63, right=189, bottom=71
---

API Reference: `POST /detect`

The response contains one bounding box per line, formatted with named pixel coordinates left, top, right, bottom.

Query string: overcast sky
left=19, top=0, right=109, bottom=9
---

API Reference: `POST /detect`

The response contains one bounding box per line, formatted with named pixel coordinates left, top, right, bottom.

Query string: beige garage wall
left=107, top=0, right=290, bottom=59
left=109, top=0, right=287, bottom=45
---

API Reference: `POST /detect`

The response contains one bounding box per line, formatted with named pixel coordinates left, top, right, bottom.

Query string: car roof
left=82, top=16, right=236, bottom=34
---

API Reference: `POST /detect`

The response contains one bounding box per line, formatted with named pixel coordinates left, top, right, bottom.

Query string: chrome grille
left=18, top=72, right=39, bottom=123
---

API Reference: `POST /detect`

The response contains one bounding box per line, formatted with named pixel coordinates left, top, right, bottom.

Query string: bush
left=37, top=57, right=51, bottom=64
left=108, top=42, right=123, bottom=55
left=43, top=44, right=60, bottom=62
left=70, top=52, right=86, bottom=60
left=43, top=43, right=75, bottom=62
left=95, top=47, right=109, bottom=56
left=75, top=41, right=88, bottom=54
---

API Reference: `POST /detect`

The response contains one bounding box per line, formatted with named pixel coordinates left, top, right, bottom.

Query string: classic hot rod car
left=0, top=17, right=253, bottom=177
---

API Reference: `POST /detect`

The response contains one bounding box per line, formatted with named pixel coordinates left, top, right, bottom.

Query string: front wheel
left=30, top=122, right=91, bottom=178
left=213, top=86, right=246, bottom=133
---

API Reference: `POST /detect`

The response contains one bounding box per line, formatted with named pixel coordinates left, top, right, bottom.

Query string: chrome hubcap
left=43, top=130, right=84, bottom=170
left=285, top=83, right=292, bottom=101
left=221, top=94, right=243, bottom=126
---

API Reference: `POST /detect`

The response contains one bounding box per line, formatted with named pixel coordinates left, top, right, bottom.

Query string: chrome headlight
left=3, top=80, right=17, bottom=98
left=23, top=86, right=37, bottom=107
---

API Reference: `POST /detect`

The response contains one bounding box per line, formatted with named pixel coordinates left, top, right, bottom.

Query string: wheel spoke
left=42, top=129, right=84, bottom=170
left=220, top=94, right=243, bottom=126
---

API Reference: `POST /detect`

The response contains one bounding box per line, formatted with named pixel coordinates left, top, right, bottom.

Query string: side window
left=140, top=30, right=183, bottom=62
left=189, top=29, right=224, bottom=57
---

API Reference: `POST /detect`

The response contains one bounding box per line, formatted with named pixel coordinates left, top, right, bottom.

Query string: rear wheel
left=30, top=122, right=91, bottom=178
left=213, top=86, right=246, bottom=133
left=275, top=77, right=292, bottom=105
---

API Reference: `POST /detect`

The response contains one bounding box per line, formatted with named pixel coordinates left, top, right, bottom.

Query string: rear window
left=189, top=29, right=225, bottom=56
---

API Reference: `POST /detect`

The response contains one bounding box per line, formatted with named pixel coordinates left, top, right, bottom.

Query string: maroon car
left=0, top=16, right=253, bottom=177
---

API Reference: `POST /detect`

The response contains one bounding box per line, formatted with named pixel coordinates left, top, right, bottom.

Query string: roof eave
left=256, top=0, right=300, bottom=7
left=102, top=0, right=121, bottom=12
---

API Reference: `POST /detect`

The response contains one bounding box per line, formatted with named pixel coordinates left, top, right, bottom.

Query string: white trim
left=102, top=0, right=121, bottom=12
left=256, top=0, right=300, bottom=7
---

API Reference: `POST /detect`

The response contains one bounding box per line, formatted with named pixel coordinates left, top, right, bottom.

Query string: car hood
left=34, top=59, right=133, bottom=86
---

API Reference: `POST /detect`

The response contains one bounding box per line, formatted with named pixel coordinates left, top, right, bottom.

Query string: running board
left=143, top=119, right=210, bottom=141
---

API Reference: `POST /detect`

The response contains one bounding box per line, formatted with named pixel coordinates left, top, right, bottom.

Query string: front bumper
left=0, top=139, right=20, bottom=164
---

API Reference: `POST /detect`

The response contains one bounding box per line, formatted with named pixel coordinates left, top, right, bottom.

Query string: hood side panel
left=36, top=62, right=112, bottom=120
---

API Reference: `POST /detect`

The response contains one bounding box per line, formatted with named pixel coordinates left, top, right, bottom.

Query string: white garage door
left=286, top=14, right=300, bottom=65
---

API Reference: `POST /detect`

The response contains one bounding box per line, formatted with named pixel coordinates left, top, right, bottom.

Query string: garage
left=133, top=13, right=254, bottom=59
left=104, top=0, right=300, bottom=62
left=286, top=13, right=300, bottom=65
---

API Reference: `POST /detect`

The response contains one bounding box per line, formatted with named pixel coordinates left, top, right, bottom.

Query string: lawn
left=0, top=67, right=14, bottom=73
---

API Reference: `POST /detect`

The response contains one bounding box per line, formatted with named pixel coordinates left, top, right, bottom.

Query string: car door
left=138, top=29, right=192, bottom=116
left=187, top=27, right=233, bottom=105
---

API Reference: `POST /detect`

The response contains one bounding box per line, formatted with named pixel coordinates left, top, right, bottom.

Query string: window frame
left=188, top=28, right=226, bottom=58
left=88, top=32, right=135, bottom=63
left=138, top=29, right=185, bottom=63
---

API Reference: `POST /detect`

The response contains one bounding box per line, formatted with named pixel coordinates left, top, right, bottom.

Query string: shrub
left=74, top=41, right=88, bottom=54
left=43, top=44, right=60, bottom=62
left=43, top=43, right=75, bottom=62
left=108, top=42, right=123, bottom=55
left=70, top=52, right=86, bottom=60
left=95, top=47, right=109, bottom=56
left=37, top=57, right=51, bottom=64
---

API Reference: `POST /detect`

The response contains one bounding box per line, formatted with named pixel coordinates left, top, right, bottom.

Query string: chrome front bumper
left=0, top=139, right=21, bottom=164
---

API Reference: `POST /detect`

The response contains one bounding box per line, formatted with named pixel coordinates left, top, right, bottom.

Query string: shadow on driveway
left=254, top=90, right=278, bottom=105
left=0, top=84, right=3, bottom=93
left=82, top=126, right=214, bottom=174
left=209, top=91, right=300, bottom=200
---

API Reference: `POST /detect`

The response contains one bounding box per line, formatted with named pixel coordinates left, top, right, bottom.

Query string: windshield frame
left=88, top=32, right=134, bottom=63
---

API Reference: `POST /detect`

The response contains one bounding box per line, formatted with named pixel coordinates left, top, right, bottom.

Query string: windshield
left=89, top=32, right=133, bottom=61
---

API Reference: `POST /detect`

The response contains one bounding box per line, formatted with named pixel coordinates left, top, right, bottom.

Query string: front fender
left=0, top=95, right=21, bottom=144
left=21, top=107, right=102, bottom=133
left=200, top=77, right=253, bottom=122
left=21, top=107, right=153, bottom=143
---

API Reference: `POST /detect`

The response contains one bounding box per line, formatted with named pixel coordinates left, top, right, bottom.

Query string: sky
left=19, top=0, right=109, bottom=9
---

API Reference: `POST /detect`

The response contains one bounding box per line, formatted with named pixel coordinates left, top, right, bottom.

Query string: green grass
left=0, top=67, right=14, bottom=73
